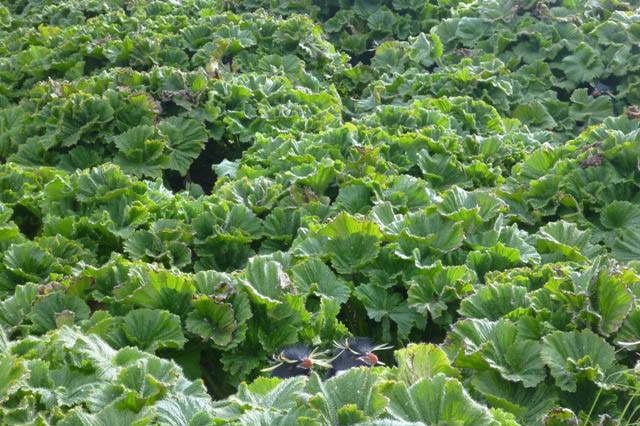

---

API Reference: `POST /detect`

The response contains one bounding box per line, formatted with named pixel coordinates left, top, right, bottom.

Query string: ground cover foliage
left=1, top=0, right=640, bottom=424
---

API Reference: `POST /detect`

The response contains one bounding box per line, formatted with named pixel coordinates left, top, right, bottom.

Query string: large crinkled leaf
left=113, top=125, right=168, bottom=178
left=121, top=309, right=186, bottom=353
left=514, top=147, right=560, bottom=181
left=288, top=158, right=337, bottom=195
left=592, top=266, right=633, bottom=336
left=192, top=270, right=236, bottom=295
left=452, top=319, right=546, bottom=387
left=540, top=258, right=635, bottom=337
left=459, top=283, right=529, bottom=320
left=74, top=164, right=133, bottom=204
left=262, top=207, right=301, bottom=248
left=213, top=159, right=239, bottom=179
left=240, top=256, right=293, bottom=304
left=466, top=217, right=539, bottom=264
left=234, top=376, right=308, bottom=411
left=232, top=404, right=316, bottom=426
left=308, top=369, right=387, bottom=425
left=117, top=360, right=173, bottom=408
left=0, top=354, right=25, bottom=402
left=438, top=186, right=506, bottom=224
left=616, top=308, right=640, bottom=351
left=101, top=198, right=149, bottom=239
left=371, top=202, right=407, bottom=236
left=540, top=329, right=617, bottom=392
left=355, top=283, right=421, bottom=339
left=481, top=320, right=546, bottom=388
left=601, top=201, right=640, bottom=260
left=58, top=404, right=154, bottom=426
left=407, top=262, right=475, bottom=323
left=0, top=202, right=13, bottom=223
left=47, top=366, right=101, bottom=407
left=417, top=152, right=469, bottom=189
left=0, top=222, right=24, bottom=254
left=512, top=101, right=557, bottom=129
left=319, top=212, right=382, bottom=274
left=377, top=175, right=437, bottom=211
left=382, top=374, right=497, bottom=426
left=1, top=242, right=55, bottom=290
left=535, top=221, right=602, bottom=263
left=393, top=343, right=459, bottom=385
left=560, top=165, right=626, bottom=215
left=455, top=17, right=490, bottom=45
left=221, top=177, right=283, bottom=215
left=159, top=117, right=208, bottom=176
left=189, top=273, right=252, bottom=349
left=289, top=257, right=350, bottom=304
left=31, top=325, right=215, bottom=424
left=334, top=184, right=373, bottom=215
left=29, top=293, right=91, bottom=333
left=395, top=211, right=464, bottom=261
left=362, top=245, right=407, bottom=290
left=219, top=350, right=265, bottom=390
left=125, top=269, right=196, bottom=316
left=600, top=201, right=640, bottom=230
left=0, top=282, right=38, bottom=327
left=155, top=395, right=215, bottom=426
left=471, top=370, right=557, bottom=425
left=57, top=327, right=120, bottom=380
left=0, top=397, right=44, bottom=426
left=560, top=43, right=603, bottom=85
left=186, top=296, right=237, bottom=347
left=54, top=95, right=115, bottom=149
left=466, top=243, right=525, bottom=280
left=123, top=220, right=192, bottom=269
left=610, top=230, right=640, bottom=262
left=568, top=88, right=613, bottom=125
left=124, top=230, right=185, bottom=267
left=131, top=350, right=196, bottom=394
left=193, top=204, right=262, bottom=246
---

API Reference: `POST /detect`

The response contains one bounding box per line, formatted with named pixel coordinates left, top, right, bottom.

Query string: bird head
left=333, top=337, right=393, bottom=367
left=262, top=344, right=331, bottom=378
left=358, top=351, right=379, bottom=366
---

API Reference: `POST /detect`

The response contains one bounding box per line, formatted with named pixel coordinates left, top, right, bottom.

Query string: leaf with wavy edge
left=541, top=329, right=617, bottom=392
left=382, top=374, right=497, bottom=425
left=121, top=308, right=186, bottom=353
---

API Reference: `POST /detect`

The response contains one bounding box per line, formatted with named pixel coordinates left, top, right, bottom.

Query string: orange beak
left=298, top=358, right=313, bottom=369
left=359, top=352, right=379, bottom=366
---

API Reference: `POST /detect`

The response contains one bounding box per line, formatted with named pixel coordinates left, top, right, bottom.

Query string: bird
left=589, top=81, right=613, bottom=97
left=325, top=337, right=392, bottom=378
left=262, top=344, right=331, bottom=379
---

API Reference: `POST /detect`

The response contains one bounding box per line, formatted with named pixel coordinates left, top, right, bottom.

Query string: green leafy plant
left=1, top=0, right=640, bottom=423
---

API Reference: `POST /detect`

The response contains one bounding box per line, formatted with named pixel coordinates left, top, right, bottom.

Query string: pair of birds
left=264, top=337, right=392, bottom=379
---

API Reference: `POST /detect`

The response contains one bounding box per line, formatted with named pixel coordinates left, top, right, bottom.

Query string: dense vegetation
left=1, top=0, right=640, bottom=424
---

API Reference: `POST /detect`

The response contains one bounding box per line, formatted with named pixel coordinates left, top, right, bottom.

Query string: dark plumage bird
left=326, top=337, right=392, bottom=378
left=590, top=81, right=613, bottom=97
left=263, top=344, right=330, bottom=379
